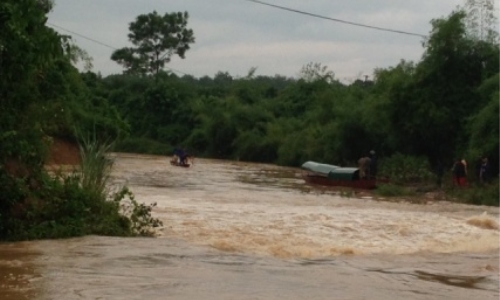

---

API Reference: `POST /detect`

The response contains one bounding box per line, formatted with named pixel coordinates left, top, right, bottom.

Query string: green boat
left=301, top=161, right=340, bottom=176
left=301, top=161, right=379, bottom=189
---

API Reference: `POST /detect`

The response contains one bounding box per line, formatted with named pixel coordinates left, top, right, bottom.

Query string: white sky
left=47, top=0, right=499, bottom=82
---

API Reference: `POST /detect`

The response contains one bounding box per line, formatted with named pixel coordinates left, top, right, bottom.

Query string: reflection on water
left=0, top=153, right=498, bottom=299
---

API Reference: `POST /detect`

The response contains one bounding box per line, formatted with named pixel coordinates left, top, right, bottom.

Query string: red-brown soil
left=45, top=137, right=81, bottom=167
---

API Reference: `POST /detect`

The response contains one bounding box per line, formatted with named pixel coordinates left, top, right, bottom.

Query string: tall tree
left=388, top=10, right=498, bottom=164
left=299, top=62, right=335, bottom=83
left=111, top=11, right=195, bottom=76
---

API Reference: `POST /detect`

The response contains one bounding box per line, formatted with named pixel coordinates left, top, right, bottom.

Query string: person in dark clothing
left=479, top=157, right=490, bottom=184
left=452, top=159, right=467, bottom=186
left=369, top=150, right=377, bottom=179
left=173, top=148, right=189, bottom=165
left=179, top=149, right=188, bottom=165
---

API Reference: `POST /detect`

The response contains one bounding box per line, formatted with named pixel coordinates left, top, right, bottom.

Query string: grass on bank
left=78, top=133, right=163, bottom=236
left=374, top=179, right=499, bottom=206
left=445, top=181, right=500, bottom=206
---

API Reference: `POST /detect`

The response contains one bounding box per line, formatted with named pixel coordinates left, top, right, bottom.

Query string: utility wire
left=46, top=22, right=190, bottom=76
left=244, top=0, right=428, bottom=38
left=48, top=22, right=117, bottom=50
left=48, top=1, right=428, bottom=77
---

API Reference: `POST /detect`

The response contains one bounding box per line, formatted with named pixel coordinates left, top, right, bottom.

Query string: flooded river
left=1, top=153, right=499, bottom=299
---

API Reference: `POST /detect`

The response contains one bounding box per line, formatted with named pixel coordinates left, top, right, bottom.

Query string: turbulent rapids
left=0, top=153, right=498, bottom=300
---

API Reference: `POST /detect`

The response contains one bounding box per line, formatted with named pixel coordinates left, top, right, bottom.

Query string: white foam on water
left=111, top=154, right=500, bottom=259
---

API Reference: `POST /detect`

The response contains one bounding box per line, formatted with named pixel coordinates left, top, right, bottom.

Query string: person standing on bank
left=452, top=159, right=467, bottom=186
left=461, top=158, right=468, bottom=176
left=358, top=156, right=371, bottom=179
left=479, top=157, right=490, bottom=184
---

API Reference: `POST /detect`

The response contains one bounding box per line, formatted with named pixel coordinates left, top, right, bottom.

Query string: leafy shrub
left=375, top=183, right=416, bottom=197
left=447, top=181, right=499, bottom=206
left=113, top=187, right=163, bottom=236
left=76, top=133, right=163, bottom=236
left=0, top=134, right=163, bottom=241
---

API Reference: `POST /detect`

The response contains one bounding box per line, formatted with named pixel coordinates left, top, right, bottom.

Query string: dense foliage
left=0, top=0, right=159, bottom=240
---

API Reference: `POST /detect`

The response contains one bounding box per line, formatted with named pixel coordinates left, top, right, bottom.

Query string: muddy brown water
left=1, top=153, right=498, bottom=299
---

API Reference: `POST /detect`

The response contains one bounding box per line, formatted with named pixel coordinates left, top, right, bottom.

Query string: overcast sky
left=47, top=0, right=498, bottom=82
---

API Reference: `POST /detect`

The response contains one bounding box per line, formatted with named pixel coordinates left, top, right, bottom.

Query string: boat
left=170, top=156, right=192, bottom=167
left=301, top=161, right=340, bottom=176
left=170, top=160, right=191, bottom=167
left=301, top=161, right=381, bottom=189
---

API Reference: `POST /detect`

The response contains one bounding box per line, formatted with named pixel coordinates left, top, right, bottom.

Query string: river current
left=0, top=153, right=498, bottom=299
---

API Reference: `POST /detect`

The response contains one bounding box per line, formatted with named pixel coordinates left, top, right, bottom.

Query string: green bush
left=375, top=183, right=416, bottom=197
left=75, top=133, right=163, bottom=236
left=447, top=181, right=499, bottom=206
left=0, top=135, right=163, bottom=241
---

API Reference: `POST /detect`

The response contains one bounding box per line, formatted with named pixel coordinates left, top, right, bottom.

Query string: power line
left=244, top=0, right=428, bottom=38
left=46, top=22, right=191, bottom=76
left=47, top=1, right=429, bottom=78
left=48, top=22, right=118, bottom=50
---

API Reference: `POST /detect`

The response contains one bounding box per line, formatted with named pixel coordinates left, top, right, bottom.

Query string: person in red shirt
left=452, top=159, right=467, bottom=186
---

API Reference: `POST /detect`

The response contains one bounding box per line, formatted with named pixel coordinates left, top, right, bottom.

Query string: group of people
left=451, top=156, right=490, bottom=187
left=357, top=151, right=491, bottom=186
left=358, top=150, right=378, bottom=179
